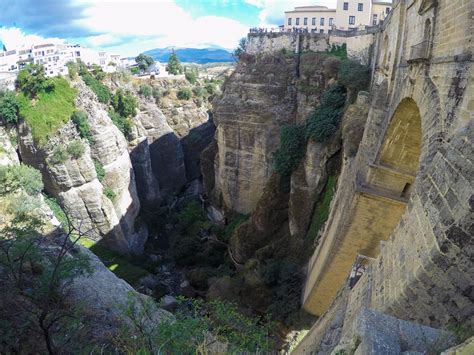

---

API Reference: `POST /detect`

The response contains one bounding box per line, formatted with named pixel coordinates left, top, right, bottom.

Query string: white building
left=284, top=6, right=336, bottom=33
left=283, top=0, right=392, bottom=32
left=0, top=42, right=123, bottom=77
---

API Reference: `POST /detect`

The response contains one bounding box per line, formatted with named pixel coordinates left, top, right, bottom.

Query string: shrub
left=138, top=84, right=152, bottom=99
left=326, top=43, right=348, bottom=61
left=135, top=53, right=155, bottom=72
left=93, top=160, right=105, bottom=182
left=66, top=61, right=77, bottom=79
left=0, top=163, right=43, bottom=196
left=192, top=86, right=207, bottom=98
left=0, top=90, right=19, bottom=124
left=104, top=186, right=116, bottom=201
left=323, top=56, right=341, bottom=79
left=49, top=144, right=68, bottom=165
left=152, top=87, right=162, bottom=99
left=130, top=67, right=140, bottom=75
left=205, top=83, right=217, bottom=95
left=17, top=77, right=77, bottom=145
left=108, top=109, right=132, bottom=137
left=111, top=89, right=137, bottom=118
left=15, top=64, right=54, bottom=98
left=71, top=110, right=92, bottom=142
left=81, top=72, right=111, bottom=104
left=67, top=140, right=85, bottom=159
left=177, top=88, right=192, bottom=100
left=185, top=70, right=197, bottom=84
left=338, top=59, right=370, bottom=94
left=273, top=124, right=307, bottom=176
left=306, top=84, right=347, bottom=142
left=162, top=89, right=171, bottom=97
left=233, top=37, right=248, bottom=60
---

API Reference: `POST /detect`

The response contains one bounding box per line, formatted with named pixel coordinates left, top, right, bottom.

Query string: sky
left=0, top=0, right=337, bottom=57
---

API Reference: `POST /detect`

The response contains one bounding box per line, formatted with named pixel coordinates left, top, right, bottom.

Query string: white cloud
left=0, top=27, right=64, bottom=50
left=74, top=0, right=249, bottom=56
left=245, top=0, right=338, bottom=26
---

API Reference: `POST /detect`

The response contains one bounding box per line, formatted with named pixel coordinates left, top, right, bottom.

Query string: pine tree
left=166, top=50, right=182, bottom=75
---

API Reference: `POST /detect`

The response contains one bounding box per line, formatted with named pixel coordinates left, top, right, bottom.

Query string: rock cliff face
left=16, top=76, right=216, bottom=253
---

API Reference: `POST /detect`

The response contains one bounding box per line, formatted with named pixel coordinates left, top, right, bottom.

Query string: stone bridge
left=294, top=0, right=473, bottom=349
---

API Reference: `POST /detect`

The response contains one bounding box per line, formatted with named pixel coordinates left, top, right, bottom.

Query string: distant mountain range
left=143, top=47, right=233, bottom=64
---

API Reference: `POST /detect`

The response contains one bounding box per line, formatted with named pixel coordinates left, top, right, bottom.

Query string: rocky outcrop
left=210, top=53, right=298, bottom=213
left=18, top=82, right=146, bottom=254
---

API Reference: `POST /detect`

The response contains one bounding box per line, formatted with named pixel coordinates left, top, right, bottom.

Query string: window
left=296, top=17, right=300, bottom=25
left=349, top=16, right=355, bottom=25
left=343, top=2, right=349, bottom=10
left=358, top=3, right=363, bottom=11
left=386, top=7, right=390, bottom=14
left=320, top=29, right=324, bottom=33
left=373, top=14, right=378, bottom=25
left=304, top=17, right=308, bottom=25
left=320, top=18, right=325, bottom=26
left=288, top=18, right=292, bottom=25
left=312, top=17, right=316, bottom=25
left=329, top=18, right=334, bottom=26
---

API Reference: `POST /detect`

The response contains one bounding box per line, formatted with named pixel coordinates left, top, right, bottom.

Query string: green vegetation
left=108, top=109, right=132, bottom=137
left=205, top=83, right=218, bottom=95
left=111, top=89, right=137, bottom=118
left=66, top=139, right=85, bottom=159
left=192, top=86, right=207, bottom=98
left=135, top=53, right=155, bottom=72
left=233, top=37, right=248, bottom=60
left=166, top=49, right=183, bottom=75
left=15, top=64, right=54, bottom=98
left=93, top=160, right=105, bottom=182
left=79, top=238, right=148, bottom=286
left=71, top=110, right=92, bottom=142
left=221, top=213, right=249, bottom=243
left=273, top=124, right=307, bottom=176
left=306, top=84, right=347, bottom=142
left=185, top=69, right=197, bottom=84
left=138, top=84, right=152, bottom=98
left=0, top=163, right=43, bottom=196
left=49, top=144, right=68, bottom=165
left=118, top=296, right=274, bottom=354
left=66, top=61, right=77, bottom=79
left=130, top=67, right=140, bottom=75
left=326, top=43, right=348, bottom=61
left=152, top=87, right=162, bottom=99
left=307, top=175, right=337, bottom=242
left=0, top=90, right=20, bottom=124
left=103, top=186, right=117, bottom=201
left=43, top=194, right=69, bottom=230
left=260, top=259, right=304, bottom=325
left=338, top=59, right=370, bottom=100
left=81, top=71, right=111, bottom=104
left=17, top=77, right=76, bottom=145
left=177, top=87, right=192, bottom=100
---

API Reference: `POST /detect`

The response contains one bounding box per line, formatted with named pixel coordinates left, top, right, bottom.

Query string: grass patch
left=307, top=175, right=336, bottom=242
left=17, top=77, right=77, bottom=145
left=43, top=194, right=68, bottom=231
left=222, top=213, right=250, bottom=242
left=79, top=238, right=149, bottom=286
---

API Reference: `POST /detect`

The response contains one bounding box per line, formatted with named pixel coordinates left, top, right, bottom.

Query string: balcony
left=408, top=40, right=431, bottom=63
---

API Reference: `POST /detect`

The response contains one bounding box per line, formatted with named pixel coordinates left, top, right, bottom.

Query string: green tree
left=273, top=124, right=307, bottom=176
left=71, top=110, right=92, bottom=142
left=185, top=69, right=197, bottom=84
left=135, top=53, right=155, bottom=72
left=0, top=90, right=19, bottom=123
left=177, top=88, right=192, bottom=100
left=0, top=164, right=43, bottom=196
left=15, top=64, right=54, bottom=98
left=338, top=60, right=370, bottom=96
left=233, top=37, right=248, bottom=60
left=166, top=50, right=182, bottom=75
left=138, top=84, right=152, bottom=98
left=111, top=89, right=137, bottom=118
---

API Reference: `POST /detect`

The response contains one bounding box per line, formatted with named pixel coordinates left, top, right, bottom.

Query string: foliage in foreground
left=0, top=163, right=43, bottom=196
left=0, top=90, right=20, bottom=124
left=17, top=77, right=77, bottom=145
left=117, top=295, right=274, bottom=354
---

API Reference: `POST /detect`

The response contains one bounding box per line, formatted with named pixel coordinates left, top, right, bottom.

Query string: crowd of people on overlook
left=248, top=27, right=334, bottom=34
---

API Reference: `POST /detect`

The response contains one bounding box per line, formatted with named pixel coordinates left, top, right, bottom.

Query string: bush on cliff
left=81, top=71, right=111, bottom=104
left=67, top=140, right=85, bottom=159
left=108, top=109, right=132, bottom=137
left=177, top=88, right=192, bottom=100
left=17, top=77, right=77, bottom=145
left=111, top=89, right=137, bottom=118
left=306, top=84, right=347, bottom=142
left=326, top=43, right=348, bottom=61
left=0, top=163, right=43, bottom=196
left=15, top=64, right=54, bottom=98
left=338, top=59, right=370, bottom=97
left=138, top=84, right=152, bottom=99
left=71, top=110, right=92, bottom=142
left=0, top=90, right=19, bottom=124
left=185, top=70, right=197, bottom=84
left=273, top=124, right=307, bottom=176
